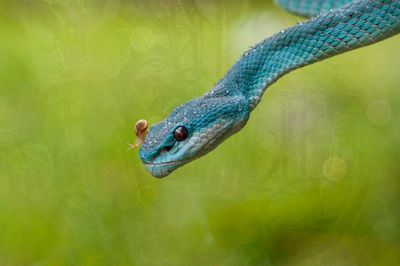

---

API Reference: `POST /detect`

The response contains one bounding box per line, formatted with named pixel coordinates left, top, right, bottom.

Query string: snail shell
left=135, top=119, right=148, bottom=137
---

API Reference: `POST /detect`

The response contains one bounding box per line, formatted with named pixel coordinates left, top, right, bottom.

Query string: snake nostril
left=164, top=146, right=173, bottom=152
left=152, top=155, right=156, bottom=160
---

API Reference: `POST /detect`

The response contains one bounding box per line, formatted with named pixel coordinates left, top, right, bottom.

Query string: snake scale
left=137, top=0, right=400, bottom=178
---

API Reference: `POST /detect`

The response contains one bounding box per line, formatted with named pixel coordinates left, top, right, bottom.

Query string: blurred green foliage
left=0, top=0, right=399, bottom=265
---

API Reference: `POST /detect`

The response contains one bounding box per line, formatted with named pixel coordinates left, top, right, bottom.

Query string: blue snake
left=138, top=0, right=400, bottom=178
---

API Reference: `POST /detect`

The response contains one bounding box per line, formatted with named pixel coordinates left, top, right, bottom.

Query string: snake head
left=139, top=92, right=250, bottom=178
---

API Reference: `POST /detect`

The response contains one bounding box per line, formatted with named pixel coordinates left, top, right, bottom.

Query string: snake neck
left=216, top=0, right=400, bottom=111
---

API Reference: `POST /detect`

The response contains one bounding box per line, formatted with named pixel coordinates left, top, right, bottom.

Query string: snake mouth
left=144, top=160, right=186, bottom=178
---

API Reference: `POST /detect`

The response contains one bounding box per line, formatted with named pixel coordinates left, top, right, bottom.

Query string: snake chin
left=144, top=161, right=183, bottom=178
left=141, top=146, right=189, bottom=178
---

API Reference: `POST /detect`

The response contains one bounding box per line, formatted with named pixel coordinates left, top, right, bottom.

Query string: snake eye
left=174, top=126, right=188, bottom=141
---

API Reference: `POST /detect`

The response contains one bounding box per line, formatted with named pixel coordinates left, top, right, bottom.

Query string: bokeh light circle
left=136, top=185, right=157, bottom=205
left=367, top=100, right=391, bottom=125
left=323, top=157, right=347, bottom=181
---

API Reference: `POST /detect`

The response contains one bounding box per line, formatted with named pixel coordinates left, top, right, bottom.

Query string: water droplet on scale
left=281, top=30, right=285, bottom=33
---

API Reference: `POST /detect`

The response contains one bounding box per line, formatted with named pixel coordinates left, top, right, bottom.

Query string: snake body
left=139, top=0, right=400, bottom=178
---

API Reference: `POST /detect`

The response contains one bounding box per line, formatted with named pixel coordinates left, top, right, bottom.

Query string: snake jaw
left=144, top=162, right=174, bottom=178
left=143, top=149, right=186, bottom=178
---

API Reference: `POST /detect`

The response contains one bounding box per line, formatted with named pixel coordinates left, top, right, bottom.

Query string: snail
left=126, top=119, right=148, bottom=151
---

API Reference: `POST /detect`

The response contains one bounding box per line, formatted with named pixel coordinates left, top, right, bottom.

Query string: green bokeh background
left=1, top=0, right=400, bottom=265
